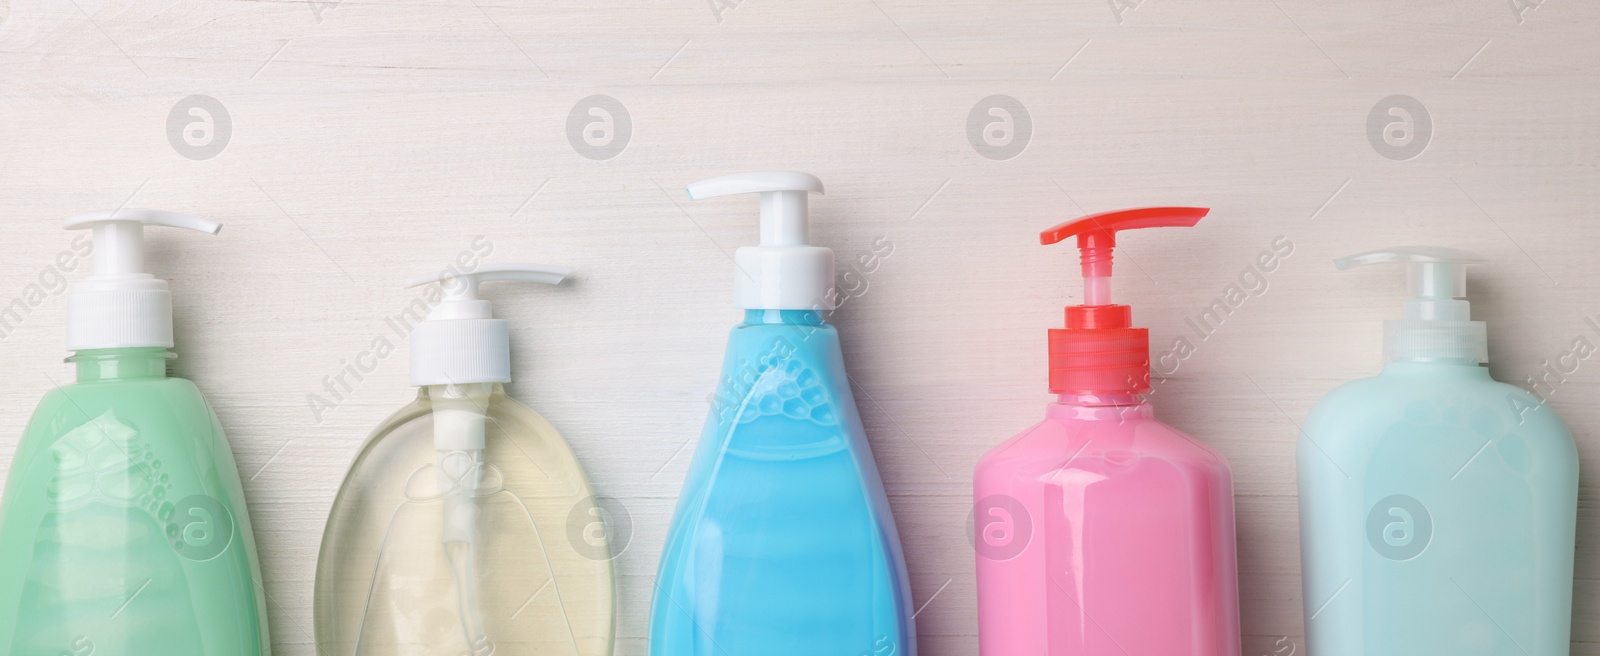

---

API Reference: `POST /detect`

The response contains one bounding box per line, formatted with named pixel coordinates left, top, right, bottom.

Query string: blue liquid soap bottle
left=649, top=172, right=914, bottom=656
left=1297, top=247, right=1577, bottom=655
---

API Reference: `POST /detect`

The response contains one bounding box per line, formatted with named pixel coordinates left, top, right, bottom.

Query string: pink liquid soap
left=974, top=208, right=1241, bottom=655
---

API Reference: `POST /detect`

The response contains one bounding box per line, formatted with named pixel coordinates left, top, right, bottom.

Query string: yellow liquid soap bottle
left=314, top=265, right=614, bottom=656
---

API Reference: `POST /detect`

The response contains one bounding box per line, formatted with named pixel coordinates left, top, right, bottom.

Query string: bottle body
left=1297, top=361, right=1577, bottom=655
left=974, top=396, right=1241, bottom=656
left=315, top=384, right=614, bottom=656
left=649, top=311, right=914, bottom=656
left=0, top=348, right=269, bottom=656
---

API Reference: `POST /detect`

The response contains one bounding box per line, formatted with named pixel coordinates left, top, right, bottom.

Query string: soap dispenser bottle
left=974, top=208, right=1242, bottom=656
left=1298, top=247, right=1577, bottom=655
left=649, top=172, right=914, bottom=656
left=0, top=210, right=269, bottom=655
left=315, top=265, right=614, bottom=656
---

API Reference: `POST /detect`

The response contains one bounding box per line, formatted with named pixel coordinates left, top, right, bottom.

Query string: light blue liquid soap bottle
left=648, top=171, right=915, bottom=656
left=1297, top=247, right=1577, bottom=655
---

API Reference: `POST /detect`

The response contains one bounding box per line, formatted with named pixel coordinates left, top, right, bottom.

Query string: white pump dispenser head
left=63, top=209, right=222, bottom=351
left=404, top=264, right=569, bottom=386
left=686, top=171, right=833, bottom=310
left=1335, top=246, right=1489, bottom=363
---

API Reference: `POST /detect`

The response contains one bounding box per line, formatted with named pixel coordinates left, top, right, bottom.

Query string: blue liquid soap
left=650, top=172, right=913, bottom=656
left=652, top=311, right=911, bottom=655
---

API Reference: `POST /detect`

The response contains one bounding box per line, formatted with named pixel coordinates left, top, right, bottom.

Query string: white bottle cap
left=686, top=171, right=833, bottom=310
left=404, top=264, right=569, bottom=386
left=1335, top=246, right=1489, bottom=363
left=63, top=209, right=222, bottom=351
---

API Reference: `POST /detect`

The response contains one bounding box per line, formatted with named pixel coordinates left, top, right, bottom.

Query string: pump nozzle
left=686, top=171, right=833, bottom=310
left=1041, top=207, right=1208, bottom=307
left=1335, top=246, right=1488, bottom=363
left=1335, top=246, right=1485, bottom=300
left=62, top=209, right=223, bottom=350
left=1039, top=207, right=1208, bottom=395
left=404, top=263, right=568, bottom=656
left=404, top=264, right=570, bottom=386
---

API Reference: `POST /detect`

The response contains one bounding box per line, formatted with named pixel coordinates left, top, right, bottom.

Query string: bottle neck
left=69, top=347, right=173, bottom=382
left=1382, top=357, right=1490, bottom=377
left=418, top=382, right=505, bottom=401
left=1047, top=392, right=1153, bottom=421
left=742, top=309, right=825, bottom=326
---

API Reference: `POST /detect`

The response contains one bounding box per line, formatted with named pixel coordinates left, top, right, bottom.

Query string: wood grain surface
left=1, top=1, right=1597, bottom=654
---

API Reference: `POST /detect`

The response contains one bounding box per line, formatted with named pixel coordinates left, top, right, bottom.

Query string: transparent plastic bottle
left=314, top=265, right=613, bottom=656
left=315, top=384, right=612, bottom=656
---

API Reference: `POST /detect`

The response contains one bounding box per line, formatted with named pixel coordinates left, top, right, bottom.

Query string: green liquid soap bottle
left=0, top=210, right=270, bottom=655
left=315, top=265, right=614, bottom=656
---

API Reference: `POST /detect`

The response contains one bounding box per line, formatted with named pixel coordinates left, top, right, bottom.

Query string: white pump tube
left=759, top=191, right=809, bottom=246
left=686, top=171, right=834, bottom=311
left=62, top=209, right=222, bottom=350
left=434, top=382, right=492, bottom=653
left=431, top=383, right=492, bottom=656
left=404, top=264, right=570, bottom=386
left=95, top=222, right=146, bottom=276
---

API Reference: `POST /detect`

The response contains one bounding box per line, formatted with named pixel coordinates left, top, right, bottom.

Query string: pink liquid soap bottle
left=974, top=207, right=1242, bottom=656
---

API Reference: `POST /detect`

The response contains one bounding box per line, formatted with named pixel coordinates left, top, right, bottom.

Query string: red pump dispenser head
left=1040, top=207, right=1208, bottom=394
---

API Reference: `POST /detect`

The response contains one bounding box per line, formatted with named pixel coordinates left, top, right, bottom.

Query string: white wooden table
left=1, top=1, right=1596, bottom=654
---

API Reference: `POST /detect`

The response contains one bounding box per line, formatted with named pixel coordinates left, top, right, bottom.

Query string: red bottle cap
left=1040, top=207, right=1208, bottom=394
